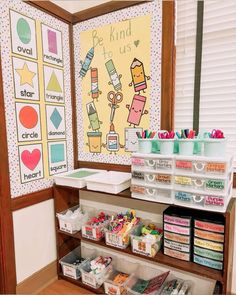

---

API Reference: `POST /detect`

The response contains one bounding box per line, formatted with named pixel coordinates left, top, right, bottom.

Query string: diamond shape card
left=43, top=65, right=64, bottom=103
left=10, top=10, right=37, bottom=59
left=12, top=57, right=39, bottom=101
left=41, top=24, right=63, bottom=67
left=15, top=102, right=42, bottom=142
left=45, top=105, right=66, bottom=140
left=18, top=143, right=44, bottom=183
left=48, top=141, right=67, bottom=176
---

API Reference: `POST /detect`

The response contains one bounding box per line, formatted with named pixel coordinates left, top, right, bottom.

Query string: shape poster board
left=75, top=1, right=162, bottom=164
left=0, top=1, right=73, bottom=197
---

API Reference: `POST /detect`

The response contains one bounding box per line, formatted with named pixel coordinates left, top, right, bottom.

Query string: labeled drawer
left=164, top=231, right=190, bottom=244
left=193, top=255, right=223, bottom=270
left=131, top=185, right=172, bottom=204
left=132, top=171, right=172, bottom=187
left=164, top=239, right=190, bottom=253
left=194, top=246, right=223, bottom=262
left=131, top=155, right=173, bottom=171
left=194, top=219, right=224, bottom=233
left=164, top=247, right=190, bottom=261
left=194, top=228, right=224, bottom=243
left=194, top=237, right=223, bottom=252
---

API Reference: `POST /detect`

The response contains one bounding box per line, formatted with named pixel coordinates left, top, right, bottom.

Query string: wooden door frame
left=0, top=1, right=175, bottom=293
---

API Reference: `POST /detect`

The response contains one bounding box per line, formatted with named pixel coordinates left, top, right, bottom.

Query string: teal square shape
left=50, top=144, right=65, bottom=163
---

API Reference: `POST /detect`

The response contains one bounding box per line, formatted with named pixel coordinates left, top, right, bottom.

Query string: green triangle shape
left=46, top=71, right=62, bottom=93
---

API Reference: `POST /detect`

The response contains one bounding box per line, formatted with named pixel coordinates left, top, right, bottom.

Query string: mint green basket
left=204, top=139, right=227, bottom=157
left=159, top=139, right=174, bottom=155
left=178, top=139, right=195, bottom=156
left=138, top=139, right=153, bottom=154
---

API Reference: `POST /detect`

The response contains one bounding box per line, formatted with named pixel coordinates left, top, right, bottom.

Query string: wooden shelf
left=57, top=229, right=224, bottom=283
left=58, top=273, right=104, bottom=294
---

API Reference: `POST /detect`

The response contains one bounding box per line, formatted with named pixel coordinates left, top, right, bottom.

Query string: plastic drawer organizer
left=131, top=153, right=233, bottom=212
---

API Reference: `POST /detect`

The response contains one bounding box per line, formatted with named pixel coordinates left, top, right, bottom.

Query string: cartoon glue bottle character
left=126, top=95, right=148, bottom=127
left=89, top=68, right=102, bottom=101
left=86, top=101, right=102, bottom=131
left=80, top=47, right=94, bottom=78
left=105, top=59, right=122, bottom=91
left=103, top=123, right=124, bottom=154
left=129, top=58, right=150, bottom=94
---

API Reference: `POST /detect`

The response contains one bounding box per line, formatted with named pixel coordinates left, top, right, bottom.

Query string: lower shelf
left=58, top=273, right=104, bottom=294
left=57, top=229, right=224, bottom=283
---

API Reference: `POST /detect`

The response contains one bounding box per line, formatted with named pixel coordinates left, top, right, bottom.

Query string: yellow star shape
left=16, top=62, right=36, bottom=87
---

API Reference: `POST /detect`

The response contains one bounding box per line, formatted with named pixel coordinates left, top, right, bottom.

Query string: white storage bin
left=53, top=168, right=106, bottom=188
left=81, top=210, right=112, bottom=241
left=131, top=184, right=173, bottom=204
left=126, top=266, right=170, bottom=295
left=85, top=171, right=131, bottom=194
left=59, top=246, right=88, bottom=280
left=81, top=256, right=113, bottom=289
left=131, top=221, right=163, bottom=258
left=56, top=205, right=88, bottom=234
left=104, top=259, right=137, bottom=295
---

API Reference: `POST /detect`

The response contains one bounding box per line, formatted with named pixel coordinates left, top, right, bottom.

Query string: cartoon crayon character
left=103, top=123, right=124, bottom=154
left=80, top=47, right=94, bottom=78
left=129, top=58, right=150, bottom=94
left=87, top=132, right=103, bottom=153
left=89, top=68, right=102, bottom=101
left=126, top=95, right=148, bottom=127
left=105, top=59, right=122, bottom=91
left=86, top=101, right=102, bottom=131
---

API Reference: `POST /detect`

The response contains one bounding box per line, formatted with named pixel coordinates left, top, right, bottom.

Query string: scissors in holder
left=107, top=91, right=123, bottom=123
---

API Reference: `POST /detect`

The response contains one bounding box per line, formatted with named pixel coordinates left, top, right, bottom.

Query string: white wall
left=13, top=199, right=57, bottom=284
left=51, top=0, right=110, bottom=13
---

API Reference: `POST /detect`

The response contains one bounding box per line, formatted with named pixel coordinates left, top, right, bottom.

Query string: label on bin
left=59, top=220, right=73, bottom=234
left=194, top=246, right=224, bottom=261
left=175, top=161, right=192, bottom=170
left=175, top=176, right=192, bottom=186
left=156, top=159, right=172, bottom=169
left=82, top=272, right=97, bottom=288
left=105, top=282, right=120, bottom=295
left=132, top=171, right=145, bottom=180
left=206, top=163, right=225, bottom=173
left=132, top=238, right=152, bottom=257
left=175, top=191, right=192, bottom=202
left=132, top=158, right=145, bottom=166
left=204, top=196, right=224, bottom=206
left=194, top=220, right=224, bottom=233
left=106, top=232, right=123, bottom=248
left=164, top=223, right=190, bottom=235
left=164, top=232, right=190, bottom=244
left=194, top=255, right=223, bottom=270
left=206, top=179, right=225, bottom=190
left=164, top=239, right=190, bottom=253
left=131, top=185, right=145, bottom=194
left=164, top=248, right=190, bottom=261
left=63, top=265, right=77, bottom=279
left=194, top=229, right=224, bottom=242
left=164, top=215, right=190, bottom=227
left=156, top=174, right=171, bottom=184
left=82, top=226, right=98, bottom=240
left=194, top=238, right=223, bottom=252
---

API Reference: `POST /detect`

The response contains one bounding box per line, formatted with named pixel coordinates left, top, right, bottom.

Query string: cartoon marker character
left=80, top=47, right=94, bottom=78
left=89, top=68, right=102, bottom=101
left=103, top=123, right=124, bottom=154
left=87, top=131, right=103, bottom=153
left=129, top=58, right=150, bottom=94
left=126, top=95, right=148, bottom=127
left=86, top=101, right=102, bottom=131
left=105, top=59, right=122, bottom=91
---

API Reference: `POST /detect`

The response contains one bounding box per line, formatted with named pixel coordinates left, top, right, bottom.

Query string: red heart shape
left=21, top=149, right=41, bottom=171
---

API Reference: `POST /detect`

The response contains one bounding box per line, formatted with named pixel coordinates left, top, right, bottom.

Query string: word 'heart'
left=21, top=149, right=41, bottom=171
left=134, top=40, right=140, bottom=47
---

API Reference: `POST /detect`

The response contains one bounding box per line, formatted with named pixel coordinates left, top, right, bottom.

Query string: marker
left=105, top=59, right=122, bottom=91
left=80, top=47, right=94, bottom=78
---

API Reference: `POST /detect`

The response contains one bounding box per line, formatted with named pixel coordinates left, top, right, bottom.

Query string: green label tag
left=206, top=179, right=224, bottom=190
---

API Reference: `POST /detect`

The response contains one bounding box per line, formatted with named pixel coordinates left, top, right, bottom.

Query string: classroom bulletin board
left=0, top=0, right=74, bottom=197
left=74, top=0, right=162, bottom=165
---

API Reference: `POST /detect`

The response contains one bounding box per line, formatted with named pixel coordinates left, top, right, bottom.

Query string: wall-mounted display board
left=74, top=1, right=162, bottom=164
left=0, top=0, right=74, bottom=197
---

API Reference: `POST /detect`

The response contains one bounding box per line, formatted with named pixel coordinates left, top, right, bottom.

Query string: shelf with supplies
left=54, top=182, right=235, bottom=295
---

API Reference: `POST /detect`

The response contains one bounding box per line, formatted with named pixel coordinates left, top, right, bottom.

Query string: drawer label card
left=156, top=159, right=172, bottom=169
left=194, top=246, right=224, bottom=261
left=194, top=228, right=224, bottom=242
left=156, top=174, right=172, bottom=184
left=175, top=191, right=192, bottom=202
left=164, top=223, right=190, bottom=235
left=131, top=185, right=145, bottom=194
left=194, top=255, right=223, bottom=270
left=132, top=238, right=152, bottom=257
left=205, top=196, right=224, bottom=206
left=206, top=179, right=225, bottom=190
left=194, top=220, right=224, bottom=233
left=82, top=272, right=97, bottom=288
left=175, top=176, right=192, bottom=186
left=164, top=239, right=190, bottom=253
left=132, top=171, right=145, bottom=180
left=194, top=238, right=223, bottom=252
left=63, top=265, right=77, bottom=279
left=164, top=215, right=190, bottom=227
left=164, top=232, right=190, bottom=244
left=164, top=248, right=190, bottom=261
left=175, top=161, right=192, bottom=170
left=206, top=163, right=225, bottom=173
left=132, top=158, right=145, bottom=166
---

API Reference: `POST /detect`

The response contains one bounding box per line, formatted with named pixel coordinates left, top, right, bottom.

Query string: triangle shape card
left=47, top=71, right=62, bottom=93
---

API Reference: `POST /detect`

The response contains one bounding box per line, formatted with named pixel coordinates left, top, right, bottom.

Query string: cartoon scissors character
left=107, top=91, right=123, bottom=123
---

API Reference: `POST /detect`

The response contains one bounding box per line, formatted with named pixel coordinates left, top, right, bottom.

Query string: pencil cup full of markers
left=158, top=131, right=175, bottom=155
left=137, top=130, right=156, bottom=154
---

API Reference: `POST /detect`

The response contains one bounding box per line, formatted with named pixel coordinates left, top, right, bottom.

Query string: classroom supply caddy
left=131, top=153, right=233, bottom=212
